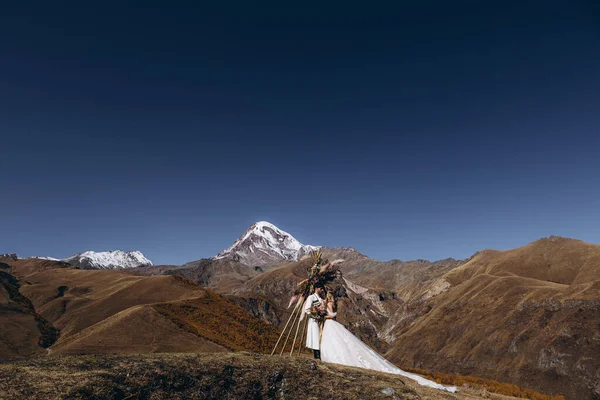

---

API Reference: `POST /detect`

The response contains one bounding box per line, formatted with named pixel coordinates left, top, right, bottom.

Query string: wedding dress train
left=320, top=312, right=458, bottom=393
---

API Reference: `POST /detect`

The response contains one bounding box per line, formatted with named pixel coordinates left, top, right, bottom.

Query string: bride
left=319, top=292, right=458, bottom=393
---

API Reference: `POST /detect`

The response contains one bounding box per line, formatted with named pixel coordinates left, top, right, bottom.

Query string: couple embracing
left=304, top=283, right=458, bottom=393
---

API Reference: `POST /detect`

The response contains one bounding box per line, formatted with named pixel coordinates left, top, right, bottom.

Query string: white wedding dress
left=320, top=311, right=458, bottom=393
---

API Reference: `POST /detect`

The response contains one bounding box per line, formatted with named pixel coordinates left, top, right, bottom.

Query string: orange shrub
left=152, top=290, right=281, bottom=353
left=401, top=366, right=564, bottom=400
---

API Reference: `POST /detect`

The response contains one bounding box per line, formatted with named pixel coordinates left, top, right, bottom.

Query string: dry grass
left=152, top=290, right=281, bottom=353
left=0, top=270, right=59, bottom=349
left=0, top=352, right=528, bottom=400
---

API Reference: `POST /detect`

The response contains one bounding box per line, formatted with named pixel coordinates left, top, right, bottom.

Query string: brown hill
left=49, top=305, right=228, bottom=355
left=445, top=236, right=600, bottom=286
left=384, top=236, right=600, bottom=400
left=0, top=257, right=280, bottom=358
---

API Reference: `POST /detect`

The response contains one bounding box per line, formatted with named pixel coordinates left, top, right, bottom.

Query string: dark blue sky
left=2, top=1, right=600, bottom=265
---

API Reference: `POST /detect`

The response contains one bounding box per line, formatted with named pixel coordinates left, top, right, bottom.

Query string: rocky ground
left=0, top=352, right=523, bottom=400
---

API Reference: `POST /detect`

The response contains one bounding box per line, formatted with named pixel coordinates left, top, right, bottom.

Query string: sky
left=1, top=1, right=600, bottom=265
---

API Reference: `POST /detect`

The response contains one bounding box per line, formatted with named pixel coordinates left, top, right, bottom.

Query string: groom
left=304, top=283, right=325, bottom=360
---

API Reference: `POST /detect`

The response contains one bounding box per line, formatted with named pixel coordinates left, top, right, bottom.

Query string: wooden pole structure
left=290, top=305, right=304, bottom=355
left=280, top=302, right=302, bottom=355
left=270, top=298, right=303, bottom=355
left=319, top=320, right=324, bottom=346
left=296, top=314, right=308, bottom=356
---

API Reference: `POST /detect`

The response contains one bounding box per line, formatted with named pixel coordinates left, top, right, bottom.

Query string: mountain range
left=26, top=250, right=154, bottom=270
left=2, top=222, right=598, bottom=399
left=20, top=221, right=314, bottom=270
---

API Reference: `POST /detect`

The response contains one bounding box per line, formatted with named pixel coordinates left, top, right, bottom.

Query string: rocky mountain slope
left=213, top=221, right=318, bottom=267
left=224, top=248, right=466, bottom=351
left=132, top=258, right=263, bottom=294
left=383, top=237, right=600, bottom=400
left=231, top=256, right=405, bottom=353
left=322, top=247, right=464, bottom=300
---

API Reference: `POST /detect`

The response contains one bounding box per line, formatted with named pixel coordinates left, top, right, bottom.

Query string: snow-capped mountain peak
left=0, top=253, right=19, bottom=260
left=63, top=250, right=153, bottom=270
left=213, top=221, right=319, bottom=266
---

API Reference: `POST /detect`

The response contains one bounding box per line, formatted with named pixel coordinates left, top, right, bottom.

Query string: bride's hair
left=326, top=292, right=337, bottom=312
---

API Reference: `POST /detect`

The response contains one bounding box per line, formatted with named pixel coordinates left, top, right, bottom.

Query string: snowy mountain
left=213, top=221, right=319, bottom=267
left=33, top=256, right=61, bottom=261
left=63, top=250, right=153, bottom=270
left=0, top=253, right=19, bottom=260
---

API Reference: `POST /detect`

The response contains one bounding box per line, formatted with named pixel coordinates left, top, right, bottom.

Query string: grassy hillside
left=0, top=258, right=282, bottom=358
